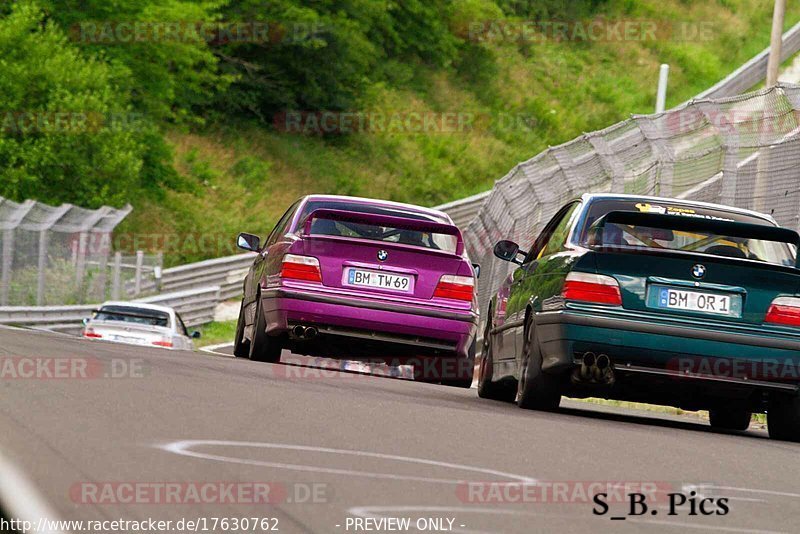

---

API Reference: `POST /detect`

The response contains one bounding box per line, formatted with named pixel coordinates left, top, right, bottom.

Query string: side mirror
left=493, top=240, right=523, bottom=264
left=82, top=317, right=90, bottom=326
left=472, top=263, right=481, bottom=279
left=237, top=232, right=261, bottom=252
left=191, top=331, right=201, bottom=339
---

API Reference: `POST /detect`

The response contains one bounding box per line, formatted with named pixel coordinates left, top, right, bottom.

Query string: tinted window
left=579, top=199, right=796, bottom=266
left=308, top=217, right=457, bottom=253
left=525, top=202, right=580, bottom=262
left=539, top=203, right=580, bottom=258
left=94, top=306, right=170, bottom=327
left=265, top=200, right=300, bottom=247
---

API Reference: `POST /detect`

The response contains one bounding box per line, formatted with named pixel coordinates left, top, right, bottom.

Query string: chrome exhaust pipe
left=304, top=326, right=318, bottom=340
left=579, top=352, right=596, bottom=380
left=592, top=354, right=615, bottom=385
left=292, top=325, right=307, bottom=339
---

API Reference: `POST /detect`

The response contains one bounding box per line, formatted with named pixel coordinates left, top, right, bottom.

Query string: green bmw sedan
left=478, top=193, right=800, bottom=442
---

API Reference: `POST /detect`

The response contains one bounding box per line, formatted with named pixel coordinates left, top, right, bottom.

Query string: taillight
left=433, top=275, right=475, bottom=301
left=152, top=340, right=173, bottom=348
left=280, top=254, right=322, bottom=282
left=82, top=329, right=102, bottom=339
left=765, top=296, right=800, bottom=326
left=562, top=272, right=622, bottom=306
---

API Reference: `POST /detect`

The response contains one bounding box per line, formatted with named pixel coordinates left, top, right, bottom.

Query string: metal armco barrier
left=0, top=285, right=220, bottom=334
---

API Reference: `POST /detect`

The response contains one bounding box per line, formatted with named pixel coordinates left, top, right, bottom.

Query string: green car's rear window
left=578, top=199, right=797, bottom=266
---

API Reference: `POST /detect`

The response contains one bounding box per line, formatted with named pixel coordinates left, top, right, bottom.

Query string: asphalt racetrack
left=1, top=327, right=799, bottom=533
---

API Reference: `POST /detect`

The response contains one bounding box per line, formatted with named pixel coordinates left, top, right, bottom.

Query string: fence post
left=75, top=231, right=88, bottom=290
left=1, top=229, right=13, bottom=306
left=36, top=230, right=48, bottom=306
left=112, top=251, right=122, bottom=300
left=655, top=64, right=670, bottom=113
left=155, top=252, right=164, bottom=293
left=96, top=232, right=110, bottom=302
left=134, top=250, right=144, bottom=296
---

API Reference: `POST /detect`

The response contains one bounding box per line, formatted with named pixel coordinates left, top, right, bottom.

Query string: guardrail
left=134, top=253, right=252, bottom=301
left=0, top=286, right=221, bottom=334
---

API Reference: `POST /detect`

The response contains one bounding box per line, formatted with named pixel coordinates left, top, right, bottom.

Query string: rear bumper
left=536, top=304, right=800, bottom=393
left=261, top=287, right=478, bottom=358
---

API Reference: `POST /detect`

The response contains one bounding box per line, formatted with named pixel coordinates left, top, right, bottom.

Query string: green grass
left=116, top=0, right=800, bottom=266
left=195, top=319, right=237, bottom=348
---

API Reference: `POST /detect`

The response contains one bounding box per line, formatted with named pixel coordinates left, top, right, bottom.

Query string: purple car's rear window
left=299, top=201, right=457, bottom=253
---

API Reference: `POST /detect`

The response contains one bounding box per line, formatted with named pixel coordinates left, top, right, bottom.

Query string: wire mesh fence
left=464, top=82, right=800, bottom=320
left=0, top=197, right=162, bottom=306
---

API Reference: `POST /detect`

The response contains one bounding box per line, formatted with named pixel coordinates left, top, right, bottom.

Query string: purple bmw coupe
left=233, top=195, right=479, bottom=387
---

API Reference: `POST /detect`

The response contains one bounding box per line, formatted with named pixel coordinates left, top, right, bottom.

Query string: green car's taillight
left=562, top=272, right=622, bottom=306
left=765, top=296, right=800, bottom=326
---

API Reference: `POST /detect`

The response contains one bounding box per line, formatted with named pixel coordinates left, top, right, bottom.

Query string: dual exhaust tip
left=576, top=351, right=615, bottom=385
left=291, top=325, right=318, bottom=340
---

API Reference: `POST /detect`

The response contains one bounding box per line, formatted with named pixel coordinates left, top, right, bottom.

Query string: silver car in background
left=81, top=302, right=200, bottom=350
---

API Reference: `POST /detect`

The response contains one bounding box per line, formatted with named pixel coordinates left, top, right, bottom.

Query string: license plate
left=112, top=335, right=145, bottom=344
left=346, top=268, right=412, bottom=292
left=651, top=286, right=739, bottom=317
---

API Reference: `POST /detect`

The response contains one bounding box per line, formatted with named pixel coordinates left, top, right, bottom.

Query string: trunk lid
left=86, top=320, right=171, bottom=345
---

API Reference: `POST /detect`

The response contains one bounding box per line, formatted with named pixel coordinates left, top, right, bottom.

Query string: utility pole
left=766, top=0, right=787, bottom=86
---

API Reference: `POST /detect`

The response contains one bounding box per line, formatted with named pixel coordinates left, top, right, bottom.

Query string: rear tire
left=768, top=395, right=800, bottom=442
left=516, top=315, right=561, bottom=411
left=248, top=295, right=283, bottom=363
left=709, top=409, right=751, bottom=431
left=477, top=320, right=515, bottom=402
left=233, top=300, right=250, bottom=358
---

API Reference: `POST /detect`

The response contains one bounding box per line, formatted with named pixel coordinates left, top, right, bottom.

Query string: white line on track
left=0, top=451, right=67, bottom=534
left=199, top=342, right=235, bottom=357
left=159, top=440, right=537, bottom=486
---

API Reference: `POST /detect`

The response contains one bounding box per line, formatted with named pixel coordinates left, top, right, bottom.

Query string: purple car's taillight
left=280, top=254, right=322, bottom=283
left=433, top=275, right=474, bottom=301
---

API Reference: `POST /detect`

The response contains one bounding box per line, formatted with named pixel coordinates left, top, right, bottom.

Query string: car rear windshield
left=300, top=201, right=458, bottom=253
left=578, top=199, right=797, bottom=266
left=94, top=306, right=170, bottom=327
